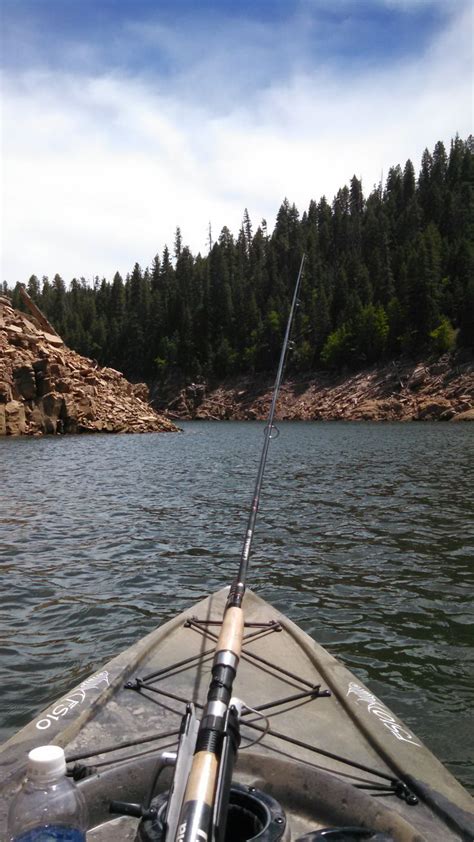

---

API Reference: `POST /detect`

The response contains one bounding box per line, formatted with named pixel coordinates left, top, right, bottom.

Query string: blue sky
left=1, top=0, right=472, bottom=282
left=2, top=0, right=445, bottom=76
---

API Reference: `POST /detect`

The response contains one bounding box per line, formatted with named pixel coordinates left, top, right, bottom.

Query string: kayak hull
left=1, top=588, right=472, bottom=840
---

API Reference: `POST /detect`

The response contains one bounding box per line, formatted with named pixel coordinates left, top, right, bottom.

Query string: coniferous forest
left=4, top=136, right=473, bottom=383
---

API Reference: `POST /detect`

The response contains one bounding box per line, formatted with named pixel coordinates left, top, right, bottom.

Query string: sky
left=1, top=0, right=472, bottom=285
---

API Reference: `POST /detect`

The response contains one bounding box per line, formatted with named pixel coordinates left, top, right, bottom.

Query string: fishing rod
left=165, top=254, right=306, bottom=842
left=232, top=253, right=306, bottom=604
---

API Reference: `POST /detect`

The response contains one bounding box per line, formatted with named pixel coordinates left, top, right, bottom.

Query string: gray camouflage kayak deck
left=1, top=588, right=473, bottom=840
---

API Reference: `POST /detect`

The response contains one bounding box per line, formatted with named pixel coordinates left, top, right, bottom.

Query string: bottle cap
left=27, top=745, right=67, bottom=781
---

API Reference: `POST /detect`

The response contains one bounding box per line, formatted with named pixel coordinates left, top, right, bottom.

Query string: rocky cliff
left=157, top=356, right=474, bottom=422
left=0, top=296, right=177, bottom=436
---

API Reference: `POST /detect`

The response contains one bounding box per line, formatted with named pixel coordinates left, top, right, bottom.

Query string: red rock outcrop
left=0, top=296, right=177, bottom=436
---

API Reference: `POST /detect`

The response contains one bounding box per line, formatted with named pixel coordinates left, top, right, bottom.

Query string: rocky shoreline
left=155, top=355, right=474, bottom=423
left=0, top=295, right=177, bottom=436
left=2, top=293, right=472, bottom=434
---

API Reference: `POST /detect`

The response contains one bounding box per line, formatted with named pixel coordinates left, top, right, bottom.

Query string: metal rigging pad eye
left=265, top=424, right=280, bottom=440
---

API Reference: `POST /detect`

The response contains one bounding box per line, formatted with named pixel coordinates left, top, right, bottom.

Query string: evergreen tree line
left=4, top=135, right=473, bottom=381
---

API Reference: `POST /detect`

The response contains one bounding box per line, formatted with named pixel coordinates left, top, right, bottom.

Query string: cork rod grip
left=216, top=606, right=244, bottom=659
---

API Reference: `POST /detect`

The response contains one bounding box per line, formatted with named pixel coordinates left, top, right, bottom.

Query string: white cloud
left=1, top=3, right=472, bottom=284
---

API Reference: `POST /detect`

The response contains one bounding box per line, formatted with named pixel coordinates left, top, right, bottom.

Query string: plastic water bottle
left=8, top=745, right=88, bottom=841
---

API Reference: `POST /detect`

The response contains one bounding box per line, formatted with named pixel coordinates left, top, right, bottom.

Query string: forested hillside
left=4, top=136, right=473, bottom=383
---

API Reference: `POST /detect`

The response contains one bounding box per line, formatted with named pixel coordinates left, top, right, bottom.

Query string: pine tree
left=26, top=275, right=41, bottom=301
left=242, top=208, right=253, bottom=253
left=51, top=274, right=67, bottom=335
left=174, top=227, right=183, bottom=261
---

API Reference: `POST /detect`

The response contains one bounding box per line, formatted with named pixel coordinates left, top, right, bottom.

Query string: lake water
left=0, top=421, right=473, bottom=791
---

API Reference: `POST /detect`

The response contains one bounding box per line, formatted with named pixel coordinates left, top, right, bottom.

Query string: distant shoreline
left=152, top=353, right=474, bottom=423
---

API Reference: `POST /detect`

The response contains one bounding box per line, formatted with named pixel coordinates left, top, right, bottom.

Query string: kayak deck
left=1, top=588, right=472, bottom=840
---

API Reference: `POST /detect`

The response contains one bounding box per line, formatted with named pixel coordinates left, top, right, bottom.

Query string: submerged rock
left=2, top=400, right=26, bottom=435
left=451, top=408, right=474, bottom=422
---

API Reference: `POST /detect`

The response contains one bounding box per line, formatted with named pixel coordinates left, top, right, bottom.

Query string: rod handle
left=216, top=607, right=244, bottom=659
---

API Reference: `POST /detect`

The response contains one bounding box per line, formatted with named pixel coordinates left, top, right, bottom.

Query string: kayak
left=1, top=586, right=472, bottom=841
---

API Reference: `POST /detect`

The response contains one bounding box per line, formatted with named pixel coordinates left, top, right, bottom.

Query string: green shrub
left=429, top=318, right=456, bottom=353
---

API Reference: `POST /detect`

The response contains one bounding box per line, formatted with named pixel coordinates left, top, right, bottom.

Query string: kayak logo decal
left=347, top=682, right=421, bottom=746
left=35, top=671, right=110, bottom=731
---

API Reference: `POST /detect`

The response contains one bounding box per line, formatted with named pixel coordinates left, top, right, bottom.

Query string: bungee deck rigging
left=67, top=612, right=418, bottom=806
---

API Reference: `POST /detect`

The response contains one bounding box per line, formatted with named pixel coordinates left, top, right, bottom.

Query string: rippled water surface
left=1, top=422, right=473, bottom=790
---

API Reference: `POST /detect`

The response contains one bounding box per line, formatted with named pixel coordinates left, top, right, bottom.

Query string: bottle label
left=13, top=827, right=85, bottom=842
